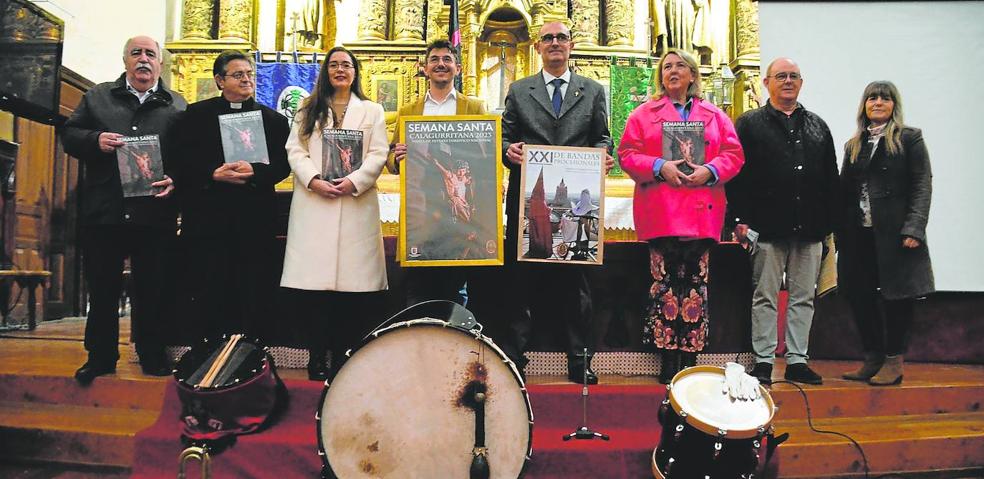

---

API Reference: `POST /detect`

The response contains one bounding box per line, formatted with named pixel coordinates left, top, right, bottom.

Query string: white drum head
left=669, top=366, right=774, bottom=438
left=318, top=322, right=532, bottom=478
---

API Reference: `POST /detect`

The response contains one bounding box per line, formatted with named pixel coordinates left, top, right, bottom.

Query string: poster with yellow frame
left=518, top=144, right=606, bottom=265
left=398, top=115, right=503, bottom=267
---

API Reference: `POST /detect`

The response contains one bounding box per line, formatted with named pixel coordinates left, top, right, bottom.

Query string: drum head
left=318, top=321, right=532, bottom=478
left=174, top=336, right=266, bottom=390
left=668, top=366, right=775, bottom=438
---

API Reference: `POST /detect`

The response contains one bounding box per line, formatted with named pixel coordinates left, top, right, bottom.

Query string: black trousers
left=404, top=267, right=467, bottom=306
left=844, top=227, right=914, bottom=356
left=288, top=288, right=385, bottom=365
left=185, top=234, right=279, bottom=342
left=480, top=232, right=593, bottom=369
left=82, top=224, right=171, bottom=363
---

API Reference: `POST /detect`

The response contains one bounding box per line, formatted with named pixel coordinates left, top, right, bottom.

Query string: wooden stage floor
left=1, top=317, right=983, bottom=478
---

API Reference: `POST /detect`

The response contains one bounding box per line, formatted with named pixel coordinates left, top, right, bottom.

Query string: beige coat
left=280, top=96, right=389, bottom=292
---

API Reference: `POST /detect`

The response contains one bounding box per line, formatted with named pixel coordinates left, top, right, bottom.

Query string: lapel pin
left=574, top=91, right=580, bottom=97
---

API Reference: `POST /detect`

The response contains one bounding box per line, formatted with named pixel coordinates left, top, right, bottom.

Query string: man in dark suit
left=171, top=50, right=290, bottom=341
left=501, top=21, right=614, bottom=384
left=62, top=35, right=186, bottom=384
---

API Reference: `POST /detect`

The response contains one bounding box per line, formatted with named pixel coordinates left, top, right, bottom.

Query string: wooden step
left=0, top=400, right=159, bottom=468
left=0, top=373, right=167, bottom=409
left=0, top=463, right=129, bottom=479
left=780, top=468, right=984, bottom=479
left=774, top=411, right=984, bottom=477
left=769, top=380, right=984, bottom=421
left=761, top=360, right=984, bottom=422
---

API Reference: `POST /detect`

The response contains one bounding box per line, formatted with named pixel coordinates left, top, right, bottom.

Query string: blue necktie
left=550, top=78, right=565, bottom=116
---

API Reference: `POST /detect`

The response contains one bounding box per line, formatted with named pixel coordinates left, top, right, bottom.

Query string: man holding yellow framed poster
left=389, top=39, right=501, bottom=309
left=398, top=116, right=503, bottom=267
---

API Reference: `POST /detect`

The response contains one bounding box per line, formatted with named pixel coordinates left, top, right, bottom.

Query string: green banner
left=609, top=63, right=655, bottom=177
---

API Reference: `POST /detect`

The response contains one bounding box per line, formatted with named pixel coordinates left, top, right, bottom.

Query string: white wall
left=30, top=0, right=166, bottom=84
left=758, top=1, right=984, bottom=292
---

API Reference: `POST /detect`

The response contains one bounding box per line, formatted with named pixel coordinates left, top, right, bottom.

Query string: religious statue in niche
left=294, top=0, right=336, bottom=50
left=651, top=0, right=713, bottom=59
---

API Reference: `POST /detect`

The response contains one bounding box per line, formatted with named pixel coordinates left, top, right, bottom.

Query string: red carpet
left=132, top=380, right=669, bottom=478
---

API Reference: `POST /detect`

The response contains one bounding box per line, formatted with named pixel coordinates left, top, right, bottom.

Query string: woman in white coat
left=282, top=46, right=389, bottom=380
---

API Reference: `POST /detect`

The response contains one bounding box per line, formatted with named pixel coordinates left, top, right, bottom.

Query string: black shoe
left=749, top=362, right=773, bottom=385
left=75, top=361, right=116, bottom=386
left=784, top=363, right=823, bottom=385
left=308, top=353, right=328, bottom=382
left=658, top=351, right=679, bottom=384
left=567, top=365, right=599, bottom=385
left=679, top=352, right=697, bottom=369
left=137, top=348, right=171, bottom=377
left=140, top=361, right=172, bottom=377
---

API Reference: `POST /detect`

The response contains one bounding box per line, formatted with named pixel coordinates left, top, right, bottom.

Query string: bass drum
left=317, top=315, right=533, bottom=478
left=652, top=365, right=777, bottom=479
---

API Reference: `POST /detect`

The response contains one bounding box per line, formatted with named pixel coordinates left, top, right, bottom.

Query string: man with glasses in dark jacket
left=62, top=35, right=187, bottom=385
left=727, top=57, right=838, bottom=386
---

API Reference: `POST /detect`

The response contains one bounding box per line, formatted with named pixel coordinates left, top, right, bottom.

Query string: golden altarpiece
left=165, top=0, right=763, bottom=236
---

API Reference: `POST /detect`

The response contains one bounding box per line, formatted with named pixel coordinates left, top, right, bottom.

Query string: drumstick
left=210, top=334, right=244, bottom=386
left=205, top=334, right=242, bottom=387
left=198, top=337, right=234, bottom=388
left=199, top=334, right=242, bottom=388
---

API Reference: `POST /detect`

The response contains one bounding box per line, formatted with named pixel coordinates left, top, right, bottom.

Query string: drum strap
left=467, top=382, right=490, bottom=479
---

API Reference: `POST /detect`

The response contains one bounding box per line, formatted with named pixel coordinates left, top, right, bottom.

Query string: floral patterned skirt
left=642, top=238, right=713, bottom=353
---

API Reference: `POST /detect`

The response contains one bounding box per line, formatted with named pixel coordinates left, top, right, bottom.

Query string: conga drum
left=652, top=365, right=777, bottom=478
left=317, top=307, right=533, bottom=478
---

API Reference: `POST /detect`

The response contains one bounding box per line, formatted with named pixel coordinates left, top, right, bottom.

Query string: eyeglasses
left=539, top=33, right=570, bottom=44
left=427, top=55, right=456, bottom=65
left=224, top=71, right=253, bottom=80
left=328, top=62, right=354, bottom=70
left=771, top=72, right=802, bottom=82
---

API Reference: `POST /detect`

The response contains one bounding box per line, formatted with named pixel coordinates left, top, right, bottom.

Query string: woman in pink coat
left=617, top=49, right=744, bottom=383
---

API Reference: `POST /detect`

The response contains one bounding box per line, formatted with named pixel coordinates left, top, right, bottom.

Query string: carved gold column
left=357, top=0, right=389, bottom=41
left=732, top=0, right=761, bottom=117
left=526, top=0, right=555, bottom=76
left=735, top=0, right=759, bottom=62
left=217, top=0, right=253, bottom=43
left=570, top=0, right=600, bottom=47
left=426, top=0, right=444, bottom=43
left=605, top=0, right=634, bottom=47
left=460, top=0, right=479, bottom=95
left=182, top=0, right=215, bottom=40
left=394, top=0, right=425, bottom=42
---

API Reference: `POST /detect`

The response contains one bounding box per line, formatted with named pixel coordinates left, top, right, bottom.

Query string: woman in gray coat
left=837, top=81, right=934, bottom=386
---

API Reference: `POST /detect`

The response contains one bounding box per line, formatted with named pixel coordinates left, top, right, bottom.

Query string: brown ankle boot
left=869, top=355, right=903, bottom=386
left=843, top=353, right=885, bottom=381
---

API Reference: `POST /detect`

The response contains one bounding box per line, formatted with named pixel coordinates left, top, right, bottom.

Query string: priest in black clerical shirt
left=170, top=50, right=290, bottom=340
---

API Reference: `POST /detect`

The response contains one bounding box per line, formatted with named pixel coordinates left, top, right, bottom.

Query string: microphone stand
left=562, top=348, right=609, bottom=441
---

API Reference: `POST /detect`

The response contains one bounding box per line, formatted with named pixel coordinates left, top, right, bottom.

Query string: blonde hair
left=654, top=49, right=702, bottom=99
left=845, top=81, right=905, bottom=163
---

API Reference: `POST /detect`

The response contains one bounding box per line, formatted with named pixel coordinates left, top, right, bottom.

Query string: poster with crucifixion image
left=398, top=115, right=504, bottom=267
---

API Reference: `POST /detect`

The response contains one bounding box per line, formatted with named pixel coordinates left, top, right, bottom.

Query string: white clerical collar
left=542, top=69, right=572, bottom=86
left=425, top=88, right=457, bottom=106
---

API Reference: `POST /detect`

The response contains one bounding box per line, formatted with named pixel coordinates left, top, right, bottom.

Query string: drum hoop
left=173, top=334, right=272, bottom=392
left=315, top=319, right=534, bottom=476
left=651, top=448, right=667, bottom=479
left=667, top=365, right=775, bottom=439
